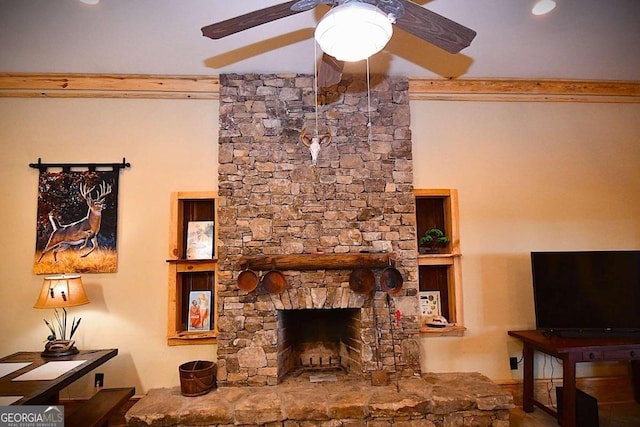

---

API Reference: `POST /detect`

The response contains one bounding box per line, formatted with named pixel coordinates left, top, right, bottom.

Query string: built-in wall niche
left=415, top=197, right=448, bottom=252
left=415, top=189, right=464, bottom=337
left=174, top=196, right=216, bottom=259
left=167, top=191, right=218, bottom=345
left=176, top=271, right=215, bottom=334
left=419, top=265, right=451, bottom=320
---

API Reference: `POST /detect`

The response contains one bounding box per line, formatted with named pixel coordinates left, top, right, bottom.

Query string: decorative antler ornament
left=300, top=128, right=332, bottom=165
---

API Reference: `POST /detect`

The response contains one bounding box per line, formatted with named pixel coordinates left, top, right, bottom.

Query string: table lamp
left=33, top=275, right=89, bottom=357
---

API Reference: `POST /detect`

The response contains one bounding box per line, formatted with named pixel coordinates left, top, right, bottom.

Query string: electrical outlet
left=509, top=357, right=518, bottom=370
left=94, top=373, right=104, bottom=388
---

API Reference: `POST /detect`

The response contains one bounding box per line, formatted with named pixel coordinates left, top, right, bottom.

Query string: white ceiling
left=1, top=0, right=639, bottom=81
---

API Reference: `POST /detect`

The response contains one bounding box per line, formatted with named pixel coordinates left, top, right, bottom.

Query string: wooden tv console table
left=508, top=330, right=640, bottom=427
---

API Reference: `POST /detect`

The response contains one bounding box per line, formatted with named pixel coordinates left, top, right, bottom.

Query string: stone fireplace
left=127, top=73, right=516, bottom=426
left=216, top=73, right=421, bottom=386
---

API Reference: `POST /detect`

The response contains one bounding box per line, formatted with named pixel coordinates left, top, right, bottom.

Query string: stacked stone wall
left=216, top=73, right=420, bottom=386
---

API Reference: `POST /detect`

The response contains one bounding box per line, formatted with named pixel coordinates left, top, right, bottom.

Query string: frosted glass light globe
left=315, top=3, right=393, bottom=62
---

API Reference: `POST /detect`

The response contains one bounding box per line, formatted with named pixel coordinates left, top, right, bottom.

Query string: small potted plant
left=419, top=228, right=450, bottom=254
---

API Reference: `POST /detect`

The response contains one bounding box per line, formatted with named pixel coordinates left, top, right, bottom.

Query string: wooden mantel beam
left=0, top=73, right=638, bottom=103
left=239, top=253, right=394, bottom=271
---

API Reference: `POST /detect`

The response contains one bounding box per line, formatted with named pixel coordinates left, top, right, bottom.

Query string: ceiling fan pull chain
left=314, top=41, right=319, bottom=136
left=367, top=57, right=372, bottom=145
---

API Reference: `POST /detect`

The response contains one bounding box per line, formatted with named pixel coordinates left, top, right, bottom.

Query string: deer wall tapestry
left=34, top=171, right=119, bottom=274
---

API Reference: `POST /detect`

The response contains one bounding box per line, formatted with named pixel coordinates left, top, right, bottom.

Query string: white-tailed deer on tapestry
left=37, top=181, right=112, bottom=262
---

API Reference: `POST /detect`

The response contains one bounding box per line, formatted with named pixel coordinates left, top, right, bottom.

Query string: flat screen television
left=531, top=250, right=640, bottom=338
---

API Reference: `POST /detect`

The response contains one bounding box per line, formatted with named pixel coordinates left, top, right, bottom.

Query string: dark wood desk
left=0, top=348, right=118, bottom=405
left=508, top=330, right=640, bottom=427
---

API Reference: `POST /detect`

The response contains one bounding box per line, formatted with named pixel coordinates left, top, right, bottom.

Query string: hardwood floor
left=510, top=402, right=640, bottom=427
left=504, top=378, right=640, bottom=427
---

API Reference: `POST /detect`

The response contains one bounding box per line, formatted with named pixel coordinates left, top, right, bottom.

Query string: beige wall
left=412, top=101, right=640, bottom=381
left=0, top=97, right=218, bottom=397
left=1, top=96, right=639, bottom=397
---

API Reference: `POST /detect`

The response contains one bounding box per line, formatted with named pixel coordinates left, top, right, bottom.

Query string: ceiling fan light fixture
left=532, top=0, right=556, bottom=15
left=314, top=2, right=393, bottom=62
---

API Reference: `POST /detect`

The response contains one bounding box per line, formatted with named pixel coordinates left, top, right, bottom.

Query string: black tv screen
left=531, top=251, right=640, bottom=337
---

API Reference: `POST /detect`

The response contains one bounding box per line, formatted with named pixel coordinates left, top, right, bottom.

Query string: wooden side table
left=508, top=330, right=640, bottom=427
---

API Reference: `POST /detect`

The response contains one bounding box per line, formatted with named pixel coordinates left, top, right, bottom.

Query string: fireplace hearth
left=126, top=373, right=514, bottom=426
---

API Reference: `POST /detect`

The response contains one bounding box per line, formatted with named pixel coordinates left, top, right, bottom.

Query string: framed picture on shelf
left=185, top=220, right=214, bottom=259
left=420, top=291, right=441, bottom=318
left=187, top=290, right=212, bottom=331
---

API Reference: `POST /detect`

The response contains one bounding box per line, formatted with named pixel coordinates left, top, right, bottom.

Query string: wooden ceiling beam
left=0, top=73, right=638, bottom=103
left=409, top=78, right=640, bottom=103
left=0, top=73, right=220, bottom=99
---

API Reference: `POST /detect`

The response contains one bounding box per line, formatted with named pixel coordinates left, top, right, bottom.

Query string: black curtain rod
left=29, top=158, right=131, bottom=173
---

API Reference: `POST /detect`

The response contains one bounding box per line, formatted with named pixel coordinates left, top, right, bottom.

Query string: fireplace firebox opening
left=277, top=308, right=362, bottom=381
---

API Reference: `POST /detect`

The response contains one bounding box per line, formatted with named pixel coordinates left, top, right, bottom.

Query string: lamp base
left=41, top=340, right=79, bottom=357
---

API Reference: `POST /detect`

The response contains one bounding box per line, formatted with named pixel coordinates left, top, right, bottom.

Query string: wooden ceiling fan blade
left=317, top=53, right=344, bottom=88
left=202, top=1, right=303, bottom=40
left=395, top=0, right=476, bottom=54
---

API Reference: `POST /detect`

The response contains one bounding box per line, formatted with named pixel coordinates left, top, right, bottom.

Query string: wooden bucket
left=179, top=360, right=216, bottom=396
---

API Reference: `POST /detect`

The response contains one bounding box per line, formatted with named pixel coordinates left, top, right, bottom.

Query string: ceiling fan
left=202, top=0, right=476, bottom=87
